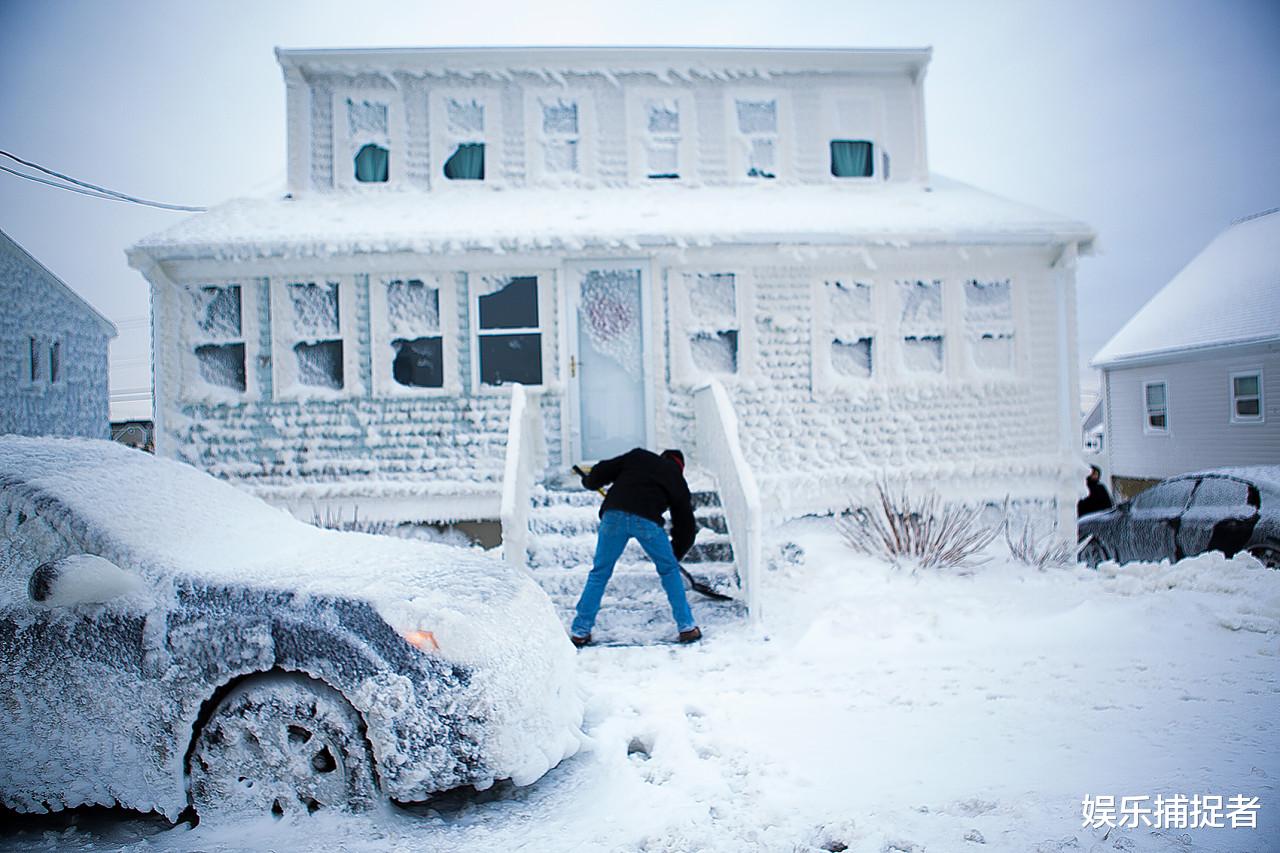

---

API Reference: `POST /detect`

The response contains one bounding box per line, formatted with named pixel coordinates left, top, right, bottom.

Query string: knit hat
left=660, top=449, right=685, bottom=470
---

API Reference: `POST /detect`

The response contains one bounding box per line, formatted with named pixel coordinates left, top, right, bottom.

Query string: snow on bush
left=836, top=482, right=1000, bottom=570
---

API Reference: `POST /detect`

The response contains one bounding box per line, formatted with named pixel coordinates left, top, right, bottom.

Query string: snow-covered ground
left=3, top=518, right=1277, bottom=852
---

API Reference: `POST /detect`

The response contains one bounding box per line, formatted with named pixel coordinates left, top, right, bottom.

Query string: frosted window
left=832, top=337, right=872, bottom=378
left=579, top=269, right=642, bottom=379
left=387, top=279, right=439, bottom=336
left=48, top=341, right=60, bottom=383
left=646, top=140, right=679, bottom=179
left=540, top=97, right=581, bottom=175
left=690, top=331, right=738, bottom=374
left=543, top=140, right=579, bottom=173
left=28, top=336, right=39, bottom=383
left=196, top=344, right=246, bottom=392
left=972, top=333, right=1013, bottom=371
left=477, top=275, right=542, bottom=386
left=386, top=278, right=444, bottom=389
left=293, top=340, right=344, bottom=389
left=964, top=279, right=1013, bottom=325
left=826, top=280, right=873, bottom=325
left=392, top=337, right=443, bottom=388
left=688, top=273, right=736, bottom=324
left=735, top=98, right=779, bottom=179
left=644, top=99, right=681, bottom=180
left=1189, top=477, right=1251, bottom=510
left=347, top=99, right=388, bottom=138
left=898, top=280, right=943, bottom=326
left=1145, top=382, right=1168, bottom=431
left=289, top=281, right=340, bottom=337
left=542, top=99, right=578, bottom=134
left=735, top=99, right=777, bottom=133
left=1231, top=373, right=1262, bottom=421
left=1132, top=478, right=1192, bottom=511
left=446, top=98, right=484, bottom=137
left=194, top=285, right=242, bottom=339
left=647, top=100, right=679, bottom=134
left=903, top=335, right=943, bottom=373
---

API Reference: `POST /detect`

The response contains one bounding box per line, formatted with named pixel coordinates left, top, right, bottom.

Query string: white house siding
left=0, top=232, right=113, bottom=439
left=1104, top=341, right=1280, bottom=482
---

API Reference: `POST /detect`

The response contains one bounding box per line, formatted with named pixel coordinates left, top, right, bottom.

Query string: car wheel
left=1247, top=544, right=1280, bottom=569
left=188, top=672, right=378, bottom=819
left=1078, top=535, right=1114, bottom=568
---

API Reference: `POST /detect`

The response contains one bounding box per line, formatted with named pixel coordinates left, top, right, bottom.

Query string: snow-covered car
left=1078, top=466, right=1280, bottom=569
left=0, top=436, right=582, bottom=821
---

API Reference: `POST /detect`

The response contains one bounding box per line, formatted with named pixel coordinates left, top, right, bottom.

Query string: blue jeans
left=572, top=510, right=697, bottom=636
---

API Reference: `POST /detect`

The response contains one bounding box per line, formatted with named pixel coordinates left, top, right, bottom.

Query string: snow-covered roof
left=1092, top=208, right=1280, bottom=368
left=0, top=229, right=117, bottom=338
left=276, top=45, right=933, bottom=82
left=130, top=177, right=1093, bottom=263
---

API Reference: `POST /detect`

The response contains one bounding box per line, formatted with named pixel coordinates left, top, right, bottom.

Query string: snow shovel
left=572, top=465, right=734, bottom=602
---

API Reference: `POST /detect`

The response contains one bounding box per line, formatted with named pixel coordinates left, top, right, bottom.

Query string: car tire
left=1247, top=544, right=1280, bottom=569
left=1078, top=535, right=1115, bottom=568
left=188, top=672, right=378, bottom=820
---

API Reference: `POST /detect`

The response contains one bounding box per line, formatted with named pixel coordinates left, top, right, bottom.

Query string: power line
left=0, top=150, right=207, bottom=212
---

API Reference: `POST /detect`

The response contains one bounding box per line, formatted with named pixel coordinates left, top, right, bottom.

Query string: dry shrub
left=310, top=505, right=394, bottom=536
left=837, top=482, right=1000, bottom=570
left=1004, top=516, right=1078, bottom=570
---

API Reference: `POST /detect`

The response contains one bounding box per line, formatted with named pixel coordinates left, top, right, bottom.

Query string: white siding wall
left=1104, top=342, right=1280, bottom=480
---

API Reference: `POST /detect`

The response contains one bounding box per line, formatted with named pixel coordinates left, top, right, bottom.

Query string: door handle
left=569, top=355, right=576, bottom=378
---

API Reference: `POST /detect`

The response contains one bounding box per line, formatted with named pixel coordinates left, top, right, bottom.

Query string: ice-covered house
left=1, top=229, right=115, bottom=439
left=128, top=47, right=1092, bottom=621
left=1093, top=208, right=1279, bottom=499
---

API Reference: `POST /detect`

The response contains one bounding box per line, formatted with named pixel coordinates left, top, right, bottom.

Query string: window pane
left=444, top=143, right=485, bottom=180
left=899, top=280, right=943, bottom=326
left=689, top=331, right=738, bottom=374
left=687, top=273, right=736, bottom=324
left=195, top=343, right=246, bottom=392
left=354, top=144, right=389, bottom=183
left=1190, top=477, right=1249, bottom=509
left=1148, top=412, right=1167, bottom=430
left=387, top=279, right=439, bottom=335
left=645, top=139, right=679, bottom=179
left=194, top=285, right=242, bottom=338
left=29, top=336, right=38, bottom=382
left=542, top=139, right=579, bottom=173
left=293, top=340, right=343, bottom=389
left=735, top=99, right=777, bottom=133
left=1234, top=375, right=1259, bottom=397
left=542, top=99, right=579, bottom=134
left=49, top=341, right=60, bottom=383
left=347, top=99, right=388, bottom=137
left=903, top=335, right=944, bottom=373
left=446, top=97, right=484, bottom=136
left=964, top=279, right=1013, bottom=326
left=479, top=333, right=542, bottom=385
left=646, top=99, right=679, bottom=133
left=973, top=333, right=1014, bottom=371
left=830, top=140, right=873, bottom=177
left=832, top=337, right=872, bottom=378
left=747, top=138, right=776, bottom=179
left=1236, top=398, right=1261, bottom=417
left=1133, top=478, right=1193, bottom=510
left=827, top=280, right=873, bottom=324
left=1145, top=383, right=1166, bottom=407
left=479, top=276, right=538, bottom=329
left=289, top=281, right=340, bottom=337
left=392, top=336, right=444, bottom=388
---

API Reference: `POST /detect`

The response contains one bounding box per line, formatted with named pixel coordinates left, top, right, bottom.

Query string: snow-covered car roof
left=0, top=436, right=527, bottom=656
left=1179, top=466, right=1280, bottom=493
left=130, top=176, right=1094, bottom=262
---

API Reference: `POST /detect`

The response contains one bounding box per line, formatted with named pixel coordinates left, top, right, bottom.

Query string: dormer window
left=540, top=97, right=581, bottom=174
left=734, top=98, right=779, bottom=179
left=443, top=97, right=485, bottom=181
left=643, top=99, right=681, bottom=180
left=347, top=98, right=390, bottom=183
left=830, top=140, right=873, bottom=178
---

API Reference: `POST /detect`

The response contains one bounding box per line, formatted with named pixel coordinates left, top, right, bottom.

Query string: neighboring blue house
left=0, top=229, right=116, bottom=438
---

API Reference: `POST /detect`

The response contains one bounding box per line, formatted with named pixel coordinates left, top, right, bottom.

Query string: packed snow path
left=2, top=519, right=1276, bottom=852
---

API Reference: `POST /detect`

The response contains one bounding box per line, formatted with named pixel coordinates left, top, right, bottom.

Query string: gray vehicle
left=0, top=437, right=582, bottom=822
left=1078, top=466, right=1280, bottom=569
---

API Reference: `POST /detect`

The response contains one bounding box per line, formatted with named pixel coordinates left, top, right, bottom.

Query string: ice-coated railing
left=500, top=384, right=546, bottom=571
left=693, top=379, right=762, bottom=620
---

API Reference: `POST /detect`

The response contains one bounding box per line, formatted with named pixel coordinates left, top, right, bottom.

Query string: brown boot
left=570, top=633, right=591, bottom=649
left=677, top=626, right=702, bottom=644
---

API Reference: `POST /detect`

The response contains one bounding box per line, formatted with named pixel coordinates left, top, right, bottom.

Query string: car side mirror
left=29, top=555, right=141, bottom=607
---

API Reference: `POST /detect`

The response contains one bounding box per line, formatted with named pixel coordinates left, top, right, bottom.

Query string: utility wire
left=0, top=150, right=206, bottom=212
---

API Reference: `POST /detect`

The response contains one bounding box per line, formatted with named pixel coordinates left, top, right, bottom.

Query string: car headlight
left=402, top=629, right=439, bottom=652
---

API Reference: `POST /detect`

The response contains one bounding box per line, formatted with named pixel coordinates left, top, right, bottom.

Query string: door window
left=1131, top=479, right=1194, bottom=513
left=1187, top=477, right=1252, bottom=512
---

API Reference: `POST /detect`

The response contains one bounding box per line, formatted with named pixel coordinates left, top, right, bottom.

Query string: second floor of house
left=278, top=47, right=931, bottom=196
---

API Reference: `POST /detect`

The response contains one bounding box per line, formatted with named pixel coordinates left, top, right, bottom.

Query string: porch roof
left=132, top=175, right=1094, bottom=263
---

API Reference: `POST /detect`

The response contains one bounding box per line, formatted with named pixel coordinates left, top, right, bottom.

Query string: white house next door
left=567, top=262, right=650, bottom=462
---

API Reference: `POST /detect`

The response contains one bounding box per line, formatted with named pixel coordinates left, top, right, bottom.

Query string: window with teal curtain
left=354, top=144, right=389, bottom=183
left=444, top=143, right=485, bottom=180
left=830, top=140, right=873, bottom=178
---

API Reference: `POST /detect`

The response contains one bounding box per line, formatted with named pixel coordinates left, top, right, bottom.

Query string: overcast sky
left=2, top=0, right=1278, bottom=419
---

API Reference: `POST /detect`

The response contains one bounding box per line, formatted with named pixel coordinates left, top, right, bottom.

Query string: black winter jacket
left=1077, top=480, right=1113, bottom=517
left=582, top=448, right=698, bottom=560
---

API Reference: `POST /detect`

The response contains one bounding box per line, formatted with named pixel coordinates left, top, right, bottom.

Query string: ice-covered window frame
left=812, top=278, right=878, bottom=390
left=728, top=92, right=789, bottom=181
left=184, top=282, right=258, bottom=401
left=332, top=88, right=405, bottom=189
left=626, top=89, right=695, bottom=182
left=822, top=91, right=887, bottom=181
left=25, top=335, right=42, bottom=385
left=1143, top=380, right=1169, bottom=434
left=671, top=270, right=753, bottom=383
left=469, top=272, right=553, bottom=392
left=525, top=90, right=595, bottom=184
left=370, top=273, right=458, bottom=396
left=1229, top=370, right=1264, bottom=424
left=896, top=279, right=946, bottom=377
left=48, top=339, right=61, bottom=384
left=963, top=279, right=1016, bottom=375
left=429, top=89, right=498, bottom=185
left=269, top=275, right=360, bottom=399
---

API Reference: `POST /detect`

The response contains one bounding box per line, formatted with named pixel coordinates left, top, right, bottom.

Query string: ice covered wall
left=0, top=232, right=112, bottom=439
left=662, top=245, right=1077, bottom=521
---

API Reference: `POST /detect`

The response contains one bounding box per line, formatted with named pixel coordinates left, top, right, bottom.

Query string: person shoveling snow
left=570, top=448, right=702, bottom=647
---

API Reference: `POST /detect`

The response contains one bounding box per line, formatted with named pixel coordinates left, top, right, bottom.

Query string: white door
left=567, top=262, right=649, bottom=462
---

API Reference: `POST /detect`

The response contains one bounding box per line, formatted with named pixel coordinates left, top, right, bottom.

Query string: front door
left=567, top=262, right=649, bottom=462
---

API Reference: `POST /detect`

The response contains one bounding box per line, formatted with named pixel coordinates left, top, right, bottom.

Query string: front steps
left=524, top=477, right=747, bottom=645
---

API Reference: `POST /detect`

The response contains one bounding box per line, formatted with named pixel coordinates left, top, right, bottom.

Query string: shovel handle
left=572, top=465, right=607, bottom=497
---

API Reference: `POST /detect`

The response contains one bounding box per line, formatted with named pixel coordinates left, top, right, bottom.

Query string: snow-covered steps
left=523, top=480, right=746, bottom=645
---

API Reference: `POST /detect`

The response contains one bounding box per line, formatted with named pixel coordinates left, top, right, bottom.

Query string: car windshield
left=1131, top=478, right=1194, bottom=512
